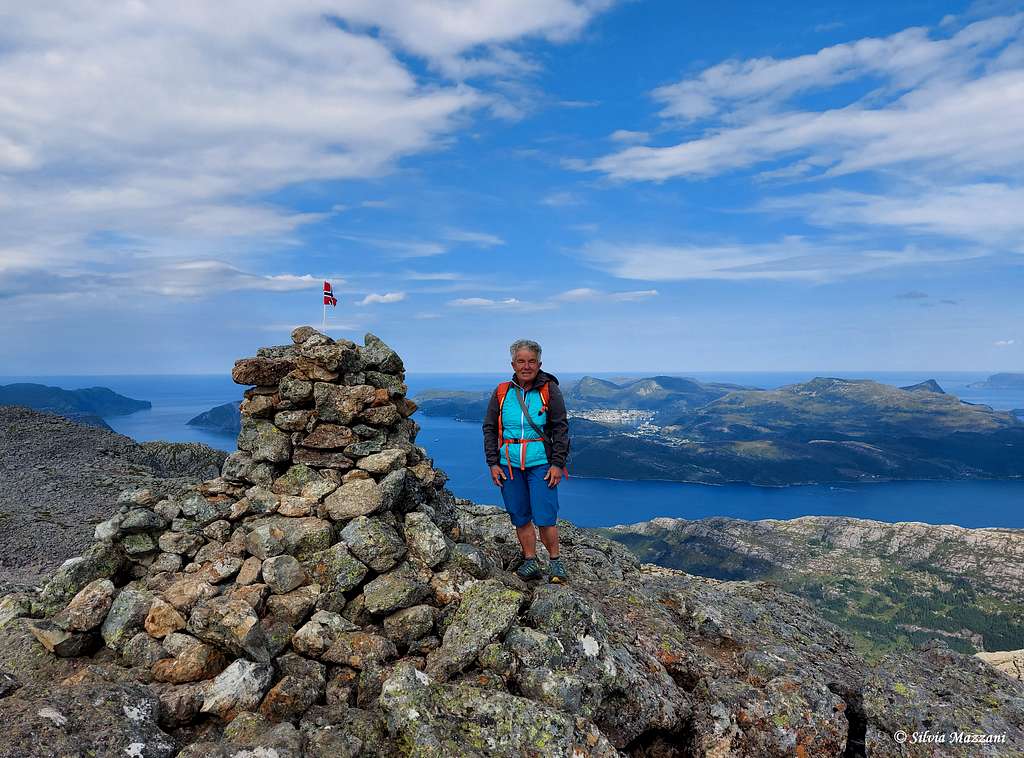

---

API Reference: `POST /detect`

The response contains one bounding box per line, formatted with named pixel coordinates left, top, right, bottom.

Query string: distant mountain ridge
left=0, top=383, right=150, bottom=428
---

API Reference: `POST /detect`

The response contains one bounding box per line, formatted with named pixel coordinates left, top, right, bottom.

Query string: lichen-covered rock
left=0, top=594, right=32, bottom=630
left=340, top=515, right=406, bottom=572
left=864, top=641, right=1024, bottom=755
left=314, top=382, right=375, bottom=425
left=291, top=611, right=355, bottom=659
left=300, top=542, right=368, bottom=610
left=362, top=332, right=404, bottom=374
left=322, top=631, right=398, bottom=669
left=35, top=540, right=124, bottom=616
left=145, top=597, right=187, bottom=638
left=363, top=561, right=431, bottom=615
left=162, top=576, right=217, bottom=613
left=232, top=356, right=296, bottom=386
left=247, top=515, right=334, bottom=559
left=52, top=578, right=114, bottom=632
left=271, top=464, right=319, bottom=496
left=357, top=448, right=407, bottom=474
left=152, top=634, right=228, bottom=684
left=187, top=596, right=272, bottom=662
left=26, top=619, right=100, bottom=658
left=426, top=579, right=523, bottom=680
left=405, top=511, right=450, bottom=568
left=301, top=423, right=357, bottom=449
left=379, top=663, right=618, bottom=757
left=265, top=584, right=320, bottom=625
left=259, top=652, right=326, bottom=721
left=324, top=477, right=384, bottom=521
left=0, top=681, right=176, bottom=758
left=200, top=658, right=275, bottom=721
left=383, top=604, right=436, bottom=646
left=449, top=543, right=490, bottom=579
left=237, top=418, right=292, bottom=463
left=261, top=554, right=307, bottom=594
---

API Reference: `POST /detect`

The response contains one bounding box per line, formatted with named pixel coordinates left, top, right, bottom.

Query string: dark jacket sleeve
left=545, top=382, right=569, bottom=468
left=482, top=388, right=501, bottom=467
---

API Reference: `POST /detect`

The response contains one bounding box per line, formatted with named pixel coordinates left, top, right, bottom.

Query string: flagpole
left=322, top=299, right=326, bottom=333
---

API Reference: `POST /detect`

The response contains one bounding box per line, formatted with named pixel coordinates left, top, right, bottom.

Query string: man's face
left=512, top=349, right=540, bottom=385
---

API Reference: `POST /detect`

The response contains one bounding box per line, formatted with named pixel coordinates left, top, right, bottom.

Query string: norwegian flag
left=323, top=281, right=337, bottom=307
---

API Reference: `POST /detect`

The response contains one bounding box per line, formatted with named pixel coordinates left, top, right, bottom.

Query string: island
left=186, top=400, right=242, bottom=435
left=415, top=375, right=1024, bottom=486
left=0, top=383, right=151, bottom=429
left=968, top=373, right=1024, bottom=389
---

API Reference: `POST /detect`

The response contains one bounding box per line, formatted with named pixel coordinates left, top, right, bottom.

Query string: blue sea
left=3, top=371, right=1023, bottom=529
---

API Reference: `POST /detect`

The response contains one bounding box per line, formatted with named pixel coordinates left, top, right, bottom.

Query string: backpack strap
left=495, top=382, right=513, bottom=480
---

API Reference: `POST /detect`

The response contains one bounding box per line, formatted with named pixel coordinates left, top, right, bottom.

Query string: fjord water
left=4, top=371, right=1023, bottom=529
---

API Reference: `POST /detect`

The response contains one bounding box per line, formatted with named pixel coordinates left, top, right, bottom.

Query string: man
left=482, top=339, right=570, bottom=583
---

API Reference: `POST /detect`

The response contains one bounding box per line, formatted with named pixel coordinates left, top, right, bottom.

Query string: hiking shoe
left=548, top=557, right=568, bottom=584
left=516, top=557, right=542, bottom=581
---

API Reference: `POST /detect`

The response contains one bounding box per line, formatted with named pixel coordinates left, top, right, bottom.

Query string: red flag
left=323, top=281, right=337, bottom=307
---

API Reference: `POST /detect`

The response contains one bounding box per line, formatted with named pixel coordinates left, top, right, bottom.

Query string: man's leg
left=538, top=525, right=560, bottom=559
left=516, top=522, right=538, bottom=558
left=526, top=466, right=565, bottom=583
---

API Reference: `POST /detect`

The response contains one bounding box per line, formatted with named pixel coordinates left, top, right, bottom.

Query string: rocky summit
left=1, top=329, right=1023, bottom=757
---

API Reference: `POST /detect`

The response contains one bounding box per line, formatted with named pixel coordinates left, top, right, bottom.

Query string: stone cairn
left=19, top=328, right=622, bottom=753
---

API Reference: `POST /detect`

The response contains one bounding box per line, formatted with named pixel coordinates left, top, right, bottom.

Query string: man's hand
left=490, top=465, right=507, bottom=488
left=543, top=466, right=563, bottom=488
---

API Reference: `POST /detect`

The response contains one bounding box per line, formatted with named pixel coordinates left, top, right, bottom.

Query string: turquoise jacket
left=498, top=380, right=550, bottom=469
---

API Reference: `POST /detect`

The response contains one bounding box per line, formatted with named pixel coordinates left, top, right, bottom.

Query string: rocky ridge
left=0, top=406, right=226, bottom=594
left=1, top=329, right=1023, bottom=757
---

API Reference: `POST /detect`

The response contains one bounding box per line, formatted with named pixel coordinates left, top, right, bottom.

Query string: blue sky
left=1, top=0, right=1021, bottom=374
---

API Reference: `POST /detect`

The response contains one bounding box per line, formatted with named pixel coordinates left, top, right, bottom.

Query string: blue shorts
left=500, top=464, right=559, bottom=528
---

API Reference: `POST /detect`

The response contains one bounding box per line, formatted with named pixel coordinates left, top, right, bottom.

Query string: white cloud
left=588, top=14, right=1024, bottom=182
left=0, top=2, right=616, bottom=298
left=448, top=296, right=523, bottom=307
left=763, top=183, right=1024, bottom=245
left=578, top=238, right=985, bottom=282
left=995, top=338, right=1016, bottom=346
left=339, top=235, right=448, bottom=258
left=652, top=14, right=1023, bottom=122
left=0, top=258, right=329, bottom=300
left=609, top=129, right=650, bottom=143
left=444, top=228, right=506, bottom=247
left=542, top=191, right=583, bottom=207
left=554, top=287, right=659, bottom=301
left=357, top=292, right=406, bottom=305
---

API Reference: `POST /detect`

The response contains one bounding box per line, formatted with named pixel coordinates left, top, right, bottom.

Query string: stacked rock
left=22, top=328, right=549, bottom=735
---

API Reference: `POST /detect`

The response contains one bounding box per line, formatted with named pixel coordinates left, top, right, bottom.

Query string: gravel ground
left=0, top=406, right=227, bottom=592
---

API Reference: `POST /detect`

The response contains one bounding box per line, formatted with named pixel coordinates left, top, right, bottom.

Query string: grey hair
left=509, top=339, right=542, bottom=359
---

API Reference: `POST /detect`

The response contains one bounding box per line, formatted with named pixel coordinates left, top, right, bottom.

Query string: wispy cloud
left=764, top=184, right=1024, bottom=245
left=448, top=297, right=524, bottom=308
left=895, top=290, right=930, bottom=299
left=587, top=14, right=1024, bottom=182
left=554, top=287, right=658, bottom=302
left=339, top=235, right=447, bottom=258
left=444, top=228, right=506, bottom=247
left=357, top=292, right=406, bottom=305
left=609, top=129, right=650, bottom=143
left=542, top=191, right=583, bottom=207
left=995, top=338, right=1016, bottom=346
left=578, top=238, right=985, bottom=282
left=0, top=258, right=330, bottom=301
